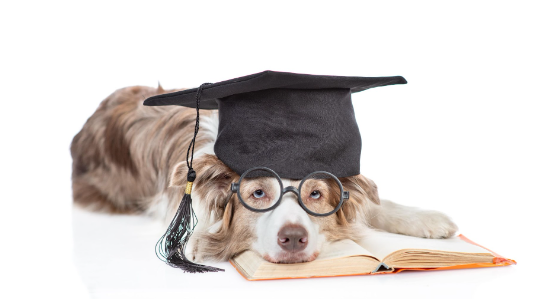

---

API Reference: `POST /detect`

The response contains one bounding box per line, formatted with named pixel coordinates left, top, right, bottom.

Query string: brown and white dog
left=71, top=85, right=458, bottom=264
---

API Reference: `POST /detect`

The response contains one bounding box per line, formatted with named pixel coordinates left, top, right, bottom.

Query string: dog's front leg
left=368, top=199, right=458, bottom=238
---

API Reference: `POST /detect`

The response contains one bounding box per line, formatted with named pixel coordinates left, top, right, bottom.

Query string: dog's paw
left=412, top=210, right=458, bottom=239
left=183, top=236, right=202, bottom=263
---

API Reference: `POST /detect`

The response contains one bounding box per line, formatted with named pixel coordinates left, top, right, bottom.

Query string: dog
left=71, top=85, right=458, bottom=264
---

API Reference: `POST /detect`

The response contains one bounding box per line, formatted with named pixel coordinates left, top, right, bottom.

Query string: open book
left=230, top=231, right=516, bottom=280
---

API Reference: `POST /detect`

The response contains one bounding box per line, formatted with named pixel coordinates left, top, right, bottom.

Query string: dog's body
left=71, top=85, right=458, bottom=264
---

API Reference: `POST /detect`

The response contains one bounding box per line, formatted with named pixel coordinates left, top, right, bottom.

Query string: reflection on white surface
left=72, top=206, right=235, bottom=298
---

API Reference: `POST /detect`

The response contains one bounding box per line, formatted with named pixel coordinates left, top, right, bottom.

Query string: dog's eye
left=310, top=190, right=321, bottom=199
left=253, top=189, right=266, bottom=199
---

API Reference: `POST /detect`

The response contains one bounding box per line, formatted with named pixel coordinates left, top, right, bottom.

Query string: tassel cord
left=186, top=82, right=212, bottom=169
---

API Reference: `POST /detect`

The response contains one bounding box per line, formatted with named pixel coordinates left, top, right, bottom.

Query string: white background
left=1, top=1, right=557, bottom=299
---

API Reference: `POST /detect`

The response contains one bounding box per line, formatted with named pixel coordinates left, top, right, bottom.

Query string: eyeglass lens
left=238, top=168, right=282, bottom=210
left=299, top=172, right=342, bottom=215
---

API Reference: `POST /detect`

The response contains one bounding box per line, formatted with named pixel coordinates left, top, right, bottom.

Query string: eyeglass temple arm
left=231, top=183, right=239, bottom=192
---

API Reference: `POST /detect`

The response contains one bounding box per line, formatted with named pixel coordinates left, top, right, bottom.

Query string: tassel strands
left=154, top=83, right=224, bottom=273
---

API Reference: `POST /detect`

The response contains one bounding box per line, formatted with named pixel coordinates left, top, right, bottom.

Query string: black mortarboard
left=144, top=70, right=407, bottom=180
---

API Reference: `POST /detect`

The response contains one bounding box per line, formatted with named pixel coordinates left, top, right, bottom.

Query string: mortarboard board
left=144, top=70, right=407, bottom=274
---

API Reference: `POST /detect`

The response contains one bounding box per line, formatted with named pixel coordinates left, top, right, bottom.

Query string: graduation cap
left=144, top=70, right=407, bottom=179
left=144, top=70, right=407, bottom=273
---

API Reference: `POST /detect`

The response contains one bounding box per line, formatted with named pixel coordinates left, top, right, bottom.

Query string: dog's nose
left=277, top=224, right=308, bottom=252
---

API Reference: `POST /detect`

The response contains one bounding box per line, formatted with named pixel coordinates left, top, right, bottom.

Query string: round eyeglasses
left=230, top=167, right=350, bottom=217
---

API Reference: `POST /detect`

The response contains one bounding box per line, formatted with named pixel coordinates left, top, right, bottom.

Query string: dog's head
left=170, top=154, right=380, bottom=263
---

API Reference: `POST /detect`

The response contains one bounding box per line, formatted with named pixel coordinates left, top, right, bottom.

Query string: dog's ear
left=191, top=154, right=237, bottom=200
left=360, top=175, right=380, bottom=205
left=156, top=82, right=165, bottom=94
left=169, top=161, right=189, bottom=187
left=343, top=174, right=380, bottom=205
left=337, top=174, right=380, bottom=226
left=169, top=154, right=238, bottom=216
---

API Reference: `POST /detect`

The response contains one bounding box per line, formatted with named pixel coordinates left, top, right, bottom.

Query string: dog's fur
left=71, top=85, right=458, bottom=264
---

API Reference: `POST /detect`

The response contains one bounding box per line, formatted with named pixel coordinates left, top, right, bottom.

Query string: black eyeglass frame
left=230, top=167, right=350, bottom=217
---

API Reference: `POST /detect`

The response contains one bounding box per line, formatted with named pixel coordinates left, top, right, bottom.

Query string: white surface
left=1, top=1, right=557, bottom=299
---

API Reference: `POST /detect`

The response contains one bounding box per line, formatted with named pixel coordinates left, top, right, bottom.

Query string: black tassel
left=155, top=82, right=222, bottom=273
left=155, top=169, right=225, bottom=273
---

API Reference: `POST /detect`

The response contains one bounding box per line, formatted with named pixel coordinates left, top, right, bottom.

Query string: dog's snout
left=277, top=224, right=308, bottom=252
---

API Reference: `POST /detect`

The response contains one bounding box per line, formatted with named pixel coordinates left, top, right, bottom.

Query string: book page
left=234, top=239, right=376, bottom=268
left=231, top=239, right=381, bottom=280
left=357, top=230, right=492, bottom=261
left=316, top=239, right=376, bottom=260
left=232, top=239, right=375, bottom=276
